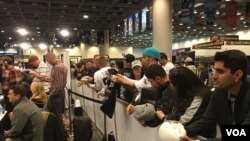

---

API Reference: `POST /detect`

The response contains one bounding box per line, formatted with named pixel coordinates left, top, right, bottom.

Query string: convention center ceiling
left=0, top=0, right=249, bottom=48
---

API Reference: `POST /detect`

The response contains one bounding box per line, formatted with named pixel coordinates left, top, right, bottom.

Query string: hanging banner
left=192, top=41, right=224, bottom=49
left=225, top=40, right=250, bottom=45
left=210, top=35, right=239, bottom=42
left=246, top=2, right=250, bottom=18
left=179, top=0, right=195, bottom=25
left=225, top=1, right=238, bottom=26
left=204, top=0, right=218, bottom=25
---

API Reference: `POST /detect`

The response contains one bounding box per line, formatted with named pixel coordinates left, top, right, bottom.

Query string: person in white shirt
left=115, top=47, right=160, bottom=92
left=159, top=52, right=175, bottom=76
left=184, top=57, right=197, bottom=74
left=28, top=55, right=50, bottom=93
left=94, top=56, right=111, bottom=92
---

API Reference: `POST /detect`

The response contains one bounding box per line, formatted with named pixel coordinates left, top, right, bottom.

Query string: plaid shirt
left=2, top=66, right=23, bottom=95
left=50, top=61, right=67, bottom=95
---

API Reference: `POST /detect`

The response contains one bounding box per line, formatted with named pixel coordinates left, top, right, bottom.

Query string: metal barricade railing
left=68, top=79, right=160, bottom=141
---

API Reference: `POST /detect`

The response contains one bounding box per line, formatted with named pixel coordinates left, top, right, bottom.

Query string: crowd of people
left=72, top=48, right=250, bottom=140
left=0, top=52, right=67, bottom=141
left=0, top=47, right=250, bottom=141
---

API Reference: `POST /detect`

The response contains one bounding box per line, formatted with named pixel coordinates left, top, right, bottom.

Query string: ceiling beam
left=47, top=0, right=51, bottom=30
left=70, top=0, right=85, bottom=24
left=15, top=0, right=26, bottom=24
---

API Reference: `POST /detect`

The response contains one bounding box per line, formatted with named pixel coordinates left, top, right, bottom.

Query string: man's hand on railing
left=126, top=104, right=135, bottom=115
left=77, top=82, right=84, bottom=87
left=97, top=88, right=106, bottom=98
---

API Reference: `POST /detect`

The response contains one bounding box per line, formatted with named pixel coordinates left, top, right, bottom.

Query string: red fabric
left=224, top=1, right=238, bottom=26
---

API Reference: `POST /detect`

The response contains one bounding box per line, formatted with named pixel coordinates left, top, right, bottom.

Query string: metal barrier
left=68, top=79, right=160, bottom=141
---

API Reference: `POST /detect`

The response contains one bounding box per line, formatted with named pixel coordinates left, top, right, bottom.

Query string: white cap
left=159, top=121, right=186, bottom=141
left=132, top=60, right=142, bottom=68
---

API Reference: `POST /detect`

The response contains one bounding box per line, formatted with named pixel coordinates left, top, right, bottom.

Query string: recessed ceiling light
left=83, top=15, right=89, bottom=19
left=17, top=28, right=28, bottom=36
left=60, top=29, right=70, bottom=37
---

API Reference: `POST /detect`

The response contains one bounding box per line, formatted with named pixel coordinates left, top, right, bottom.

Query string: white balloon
left=159, top=121, right=186, bottom=141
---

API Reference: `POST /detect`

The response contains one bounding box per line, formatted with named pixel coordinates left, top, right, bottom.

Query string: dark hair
left=160, top=52, right=168, bottom=60
left=9, top=85, right=27, bottom=97
left=169, top=67, right=206, bottom=98
left=145, top=64, right=166, bottom=79
left=4, top=56, right=14, bottom=65
left=214, top=50, right=248, bottom=81
left=115, top=60, right=124, bottom=69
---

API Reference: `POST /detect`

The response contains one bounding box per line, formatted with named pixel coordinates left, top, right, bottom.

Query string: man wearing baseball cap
left=115, top=47, right=160, bottom=91
left=113, top=47, right=164, bottom=115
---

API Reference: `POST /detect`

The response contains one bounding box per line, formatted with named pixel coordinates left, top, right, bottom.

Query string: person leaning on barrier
left=137, top=64, right=174, bottom=127
left=180, top=50, right=250, bottom=141
left=112, top=47, right=160, bottom=114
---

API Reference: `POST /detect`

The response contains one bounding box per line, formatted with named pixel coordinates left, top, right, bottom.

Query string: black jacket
left=186, top=80, right=250, bottom=138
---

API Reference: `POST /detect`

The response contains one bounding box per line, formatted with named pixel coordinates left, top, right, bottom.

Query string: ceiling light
left=216, top=10, right=220, bottom=15
left=60, top=29, right=70, bottom=37
left=38, top=43, right=47, bottom=50
left=83, top=15, right=89, bottom=19
left=20, top=42, right=31, bottom=50
left=1, top=30, right=5, bottom=33
left=17, top=28, right=28, bottom=36
left=9, top=37, right=11, bottom=40
left=74, top=28, right=77, bottom=30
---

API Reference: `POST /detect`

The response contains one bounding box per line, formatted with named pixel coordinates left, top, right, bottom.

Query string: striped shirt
left=33, top=61, right=50, bottom=92
left=50, top=61, right=67, bottom=95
